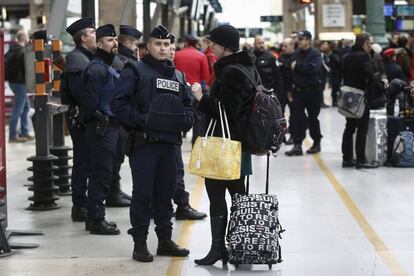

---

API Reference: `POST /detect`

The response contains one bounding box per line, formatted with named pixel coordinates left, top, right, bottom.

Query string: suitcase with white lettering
left=226, top=153, right=284, bottom=269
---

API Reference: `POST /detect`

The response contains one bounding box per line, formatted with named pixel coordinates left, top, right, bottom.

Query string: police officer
left=285, top=31, right=323, bottom=156
left=168, top=36, right=207, bottom=221
left=111, top=25, right=193, bottom=262
left=80, top=24, right=120, bottom=235
left=106, top=25, right=144, bottom=207
left=253, top=35, right=284, bottom=102
left=64, top=17, right=96, bottom=222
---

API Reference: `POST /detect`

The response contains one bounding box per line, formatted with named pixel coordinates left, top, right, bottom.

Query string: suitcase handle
left=246, top=152, right=270, bottom=195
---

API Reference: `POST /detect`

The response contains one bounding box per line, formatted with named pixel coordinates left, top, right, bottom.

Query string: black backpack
left=228, top=64, right=287, bottom=155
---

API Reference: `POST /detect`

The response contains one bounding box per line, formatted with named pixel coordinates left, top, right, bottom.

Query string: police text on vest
left=156, top=78, right=179, bottom=92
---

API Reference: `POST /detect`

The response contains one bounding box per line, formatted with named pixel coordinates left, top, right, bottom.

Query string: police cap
left=66, top=17, right=94, bottom=37
left=120, top=25, right=142, bottom=40
left=96, top=24, right=116, bottom=39
left=150, top=25, right=171, bottom=39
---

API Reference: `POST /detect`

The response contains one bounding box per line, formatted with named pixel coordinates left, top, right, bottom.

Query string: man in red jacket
left=174, top=34, right=210, bottom=143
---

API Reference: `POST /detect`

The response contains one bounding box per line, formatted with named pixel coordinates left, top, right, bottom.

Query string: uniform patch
left=156, top=78, right=179, bottom=92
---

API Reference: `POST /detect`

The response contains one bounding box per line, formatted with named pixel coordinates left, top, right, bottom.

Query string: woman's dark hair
left=398, top=36, right=408, bottom=48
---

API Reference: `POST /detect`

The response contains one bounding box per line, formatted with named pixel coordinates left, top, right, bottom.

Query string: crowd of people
left=6, top=17, right=414, bottom=265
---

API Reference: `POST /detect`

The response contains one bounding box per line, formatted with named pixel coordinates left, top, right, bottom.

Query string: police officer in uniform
left=253, top=35, right=284, bottom=103
left=285, top=31, right=323, bottom=156
left=64, top=17, right=96, bottom=222
left=111, top=25, right=193, bottom=262
left=107, top=25, right=144, bottom=207
left=80, top=24, right=120, bottom=235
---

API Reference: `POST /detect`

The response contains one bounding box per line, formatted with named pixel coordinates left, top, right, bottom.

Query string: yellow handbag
left=188, top=102, right=241, bottom=180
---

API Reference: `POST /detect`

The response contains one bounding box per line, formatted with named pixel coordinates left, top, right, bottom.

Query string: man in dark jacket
left=7, top=30, right=32, bottom=143
left=80, top=24, right=121, bottom=235
left=341, top=32, right=378, bottom=169
left=253, top=35, right=284, bottom=103
left=279, top=37, right=296, bottom=144
left=285, top=30, right=323, bottom=156
left=64, top=17, right=97, bottom=222
left=111, top=25, right=193, bottom=262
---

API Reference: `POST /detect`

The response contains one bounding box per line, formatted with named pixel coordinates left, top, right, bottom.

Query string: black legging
left=204, top=177, right=245, bottom=217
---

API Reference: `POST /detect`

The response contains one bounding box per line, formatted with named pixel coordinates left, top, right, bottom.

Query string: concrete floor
left=1, top=106, right=414, bottom=276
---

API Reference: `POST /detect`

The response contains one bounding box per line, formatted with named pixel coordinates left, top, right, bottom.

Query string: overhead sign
left=322, top=4, right=345, bottom=27
left=260, top=15, right=283, bottom=23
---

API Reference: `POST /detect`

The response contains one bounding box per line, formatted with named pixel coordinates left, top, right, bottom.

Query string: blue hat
left=66, top=17, right=94, bottom=36
left=298, top=30, right=312, bottom=40
left=96, top=24, right=116, bottom=39
left=185, top=33, right=198, bottom=42
left=170, top=33, right=176, bottom=44
left=150, top=25, right=171, bottom=39
left=120, top=25, right=142, bottom=40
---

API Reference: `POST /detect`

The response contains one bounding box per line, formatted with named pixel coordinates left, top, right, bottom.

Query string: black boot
left=285, top=144, right=303, bottom=156
left=175, top=204, right=207, bottom=220
left=355, top=158, right=379, bottom=169
left=306, top=142, right=321, bottom=154
left=85, top=219, right=117, bottom=231
left=106, top=182, right=131, bottom=207
left=157, top=239, right=190, bottom=257
left=71, top=206, right=87, bottom=222
left=133, top=240, right=154, bottom=262
left=194, top=215, right=229, bottom=266
left=86, top=219, right=120, bottom=235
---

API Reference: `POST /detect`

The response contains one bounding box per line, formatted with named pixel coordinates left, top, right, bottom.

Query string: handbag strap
left=218, top=101, right=232, bottom=140
left=204, top=119, right=217, bottom=138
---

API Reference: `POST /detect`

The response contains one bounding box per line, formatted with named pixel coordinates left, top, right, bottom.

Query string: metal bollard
left=26, top=34, right=60, bottom=210
left=49, top=39, right=72, bottom=196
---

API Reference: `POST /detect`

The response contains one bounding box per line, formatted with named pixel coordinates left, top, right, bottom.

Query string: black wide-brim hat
left=206, top=24, right=239, bottom=52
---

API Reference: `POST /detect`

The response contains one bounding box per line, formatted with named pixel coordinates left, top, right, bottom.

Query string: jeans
left=8, top=83, right=30, bottom=139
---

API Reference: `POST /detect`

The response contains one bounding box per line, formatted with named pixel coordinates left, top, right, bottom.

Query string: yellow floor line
left=166, top=176, right=205, bottom=276
left=304, top=140, right=408, bottom=276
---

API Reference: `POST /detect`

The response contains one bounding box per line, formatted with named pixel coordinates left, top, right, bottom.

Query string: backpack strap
left=224, top=64, right=262, bottom=89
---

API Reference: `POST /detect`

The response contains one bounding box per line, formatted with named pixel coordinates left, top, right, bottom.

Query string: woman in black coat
left=191, top=24, right=256, bottom=266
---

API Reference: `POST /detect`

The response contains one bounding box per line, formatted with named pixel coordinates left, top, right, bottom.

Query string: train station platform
left=1, top=107, right=413, bottom=276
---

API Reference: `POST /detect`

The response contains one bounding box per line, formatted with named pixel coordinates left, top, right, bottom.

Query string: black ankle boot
left=175, top=204, right=207, bottom=220
left=285, top=144, right=303, bottom=156
left=106, top=182, right=131, bottom=207
left=194, top=215, right=229, bottom=266
left=157, top=239, right=190, bottom=257
left=133, top=240, right=153, bottom=262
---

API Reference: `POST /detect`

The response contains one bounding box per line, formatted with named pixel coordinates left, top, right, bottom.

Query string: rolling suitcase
left=226, top=153, right=284, bottom=269
left=386, top=116, right=414, bottom=164
left=366, top=109, right=387, bottom=165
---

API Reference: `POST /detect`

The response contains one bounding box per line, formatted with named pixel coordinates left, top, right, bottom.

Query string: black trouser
left=173, top=146, right=189, bottom=205
left=204, top=177, right=245, bottom=217
left=68, top=124, right=90, bottom=208
left=331, top=79, right=341, bottom=105
left=290, top=86, right=323, bottom=145
left=111, top=132, right=125, bottom=191
left=341, top=107, right=370, bottom=162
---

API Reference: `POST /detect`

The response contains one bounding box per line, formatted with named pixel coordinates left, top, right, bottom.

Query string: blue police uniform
left=287, top=35, right=323, bottom=155
left=80, top=24, right=121, bottom=234
left=64, top=17, right=95, bottom=222
left=112, top=53, right=193, bottom=238
left=64, top=46, right=93, bottom=221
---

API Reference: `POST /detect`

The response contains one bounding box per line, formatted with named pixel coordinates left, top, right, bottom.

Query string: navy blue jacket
left=111, top=54, right=193, bottom=145
left=65, top=46, right=94, bottom=105
left=291, top=46, right=322, bottom=88
left=80, top=48, right=117, bottom=121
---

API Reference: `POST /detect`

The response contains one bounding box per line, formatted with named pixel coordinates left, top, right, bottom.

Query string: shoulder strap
left=224, top=64, right=261, bottom=89
left=175, top=70, right=188, bottom=87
